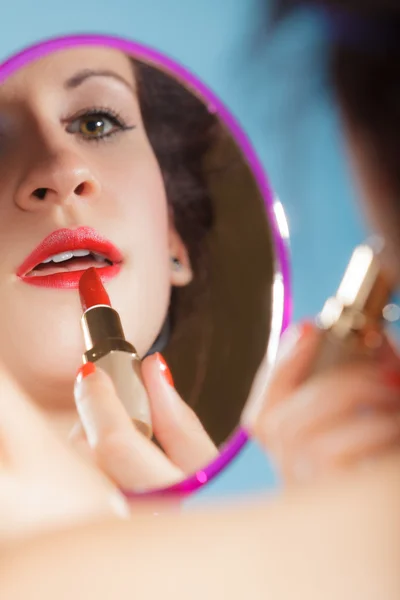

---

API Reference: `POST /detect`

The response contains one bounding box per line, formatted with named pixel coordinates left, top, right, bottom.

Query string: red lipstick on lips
left=79, top=268, right=152, bottom=438
left=17, top=227, right=123, bottom=289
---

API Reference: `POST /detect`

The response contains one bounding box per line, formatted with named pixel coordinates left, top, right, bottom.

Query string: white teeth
left=52, top=251, right=74, bottom=263
left=41, top=249, right=93, bottom=265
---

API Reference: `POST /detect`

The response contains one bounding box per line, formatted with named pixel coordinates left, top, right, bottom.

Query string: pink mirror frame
left=0, top=34, right=292, bottom=499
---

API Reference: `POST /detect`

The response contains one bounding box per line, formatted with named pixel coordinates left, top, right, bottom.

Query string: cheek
left=98, top=142, right=172, bottom=354
left=0, top=285, right=84, bottom=401
left=0, top=139, right=172, bottom=394
left=114, top=141, right=170, bottom=268
left=100, top=138, right=168, bottom=228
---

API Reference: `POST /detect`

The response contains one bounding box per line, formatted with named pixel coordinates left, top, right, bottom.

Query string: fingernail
left=155, top=353, right=174, bottom=387
left=76, top=362, right=96, bottom=384
left=298, top=321, right=314, bottom=337
left=277, top=320, right=314, bottom=362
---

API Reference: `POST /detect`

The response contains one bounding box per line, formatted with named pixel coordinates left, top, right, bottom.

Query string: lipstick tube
left=79, top=268, right=152, bottom=438
left=310, top=244, right=393, bottom=375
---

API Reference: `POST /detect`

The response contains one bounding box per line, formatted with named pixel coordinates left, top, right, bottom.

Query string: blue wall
left=1, top=0, right=368, bottom=500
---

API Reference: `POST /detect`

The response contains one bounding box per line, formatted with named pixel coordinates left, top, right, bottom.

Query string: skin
left=2, top=34, right=400, bottom=597
left=0, top=45, right=220, bottom=495
left=73, top=356, right=218, bottom=491
left=3, top=106, right=395, bottom=596
left=2, top=389, right=400, bottom=598
left=0, top=45, right=192, bottom=428
left=3, top=44, right=397, bottom=497
left=245, top=122, right=400, bottom=485
left=249, top=324, right=400, bottom=485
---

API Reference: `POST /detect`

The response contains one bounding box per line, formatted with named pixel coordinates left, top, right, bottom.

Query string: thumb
left=74, top=362, right=183, bottom=491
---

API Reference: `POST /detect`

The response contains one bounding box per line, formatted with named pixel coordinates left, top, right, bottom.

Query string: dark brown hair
left=133, top=59, right=218, bottom=347
left=130, top=59, right=274, bottom=445
left=275, top=1, right=400, bottom=199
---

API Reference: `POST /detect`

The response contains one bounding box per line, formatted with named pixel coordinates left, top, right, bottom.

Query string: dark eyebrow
left=64, top=69, right=135, bottom=93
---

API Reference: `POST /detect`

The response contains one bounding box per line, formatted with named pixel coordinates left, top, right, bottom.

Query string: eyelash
left=66, top=106, right=135, bottom=141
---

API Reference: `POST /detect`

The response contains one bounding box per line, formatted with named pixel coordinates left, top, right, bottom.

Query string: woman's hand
left=0, top=369, right=129, bottom=547
left=71, top=353, right=219, bottom=493
left=249, top=323, right=400, bottom=485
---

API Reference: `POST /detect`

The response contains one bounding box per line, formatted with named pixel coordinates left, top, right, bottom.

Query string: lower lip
left=18, top=263, right=122, bottom=289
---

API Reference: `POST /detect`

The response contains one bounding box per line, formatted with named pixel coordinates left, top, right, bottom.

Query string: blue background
left=1, top=0, right=368, bottom=501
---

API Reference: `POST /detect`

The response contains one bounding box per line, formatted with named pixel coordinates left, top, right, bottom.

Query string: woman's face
left=0, top=46, right=190, bottom=408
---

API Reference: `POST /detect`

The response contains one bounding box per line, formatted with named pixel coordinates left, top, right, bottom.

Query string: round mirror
left=0, top=35, right=290, bottom=496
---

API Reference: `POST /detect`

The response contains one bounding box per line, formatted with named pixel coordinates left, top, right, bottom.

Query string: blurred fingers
left=282, top=408, right=400, bottom=483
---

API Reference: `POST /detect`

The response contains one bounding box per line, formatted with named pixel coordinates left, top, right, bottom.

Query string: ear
left=168, top=224, right=193, bottom=287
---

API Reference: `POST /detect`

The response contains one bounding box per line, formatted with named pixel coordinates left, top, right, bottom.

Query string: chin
left=5, top=350, right=79, bottom=412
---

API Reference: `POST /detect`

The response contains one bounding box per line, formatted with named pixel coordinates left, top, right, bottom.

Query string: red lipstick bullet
left=78, top=268, right=152, bottom=438
left=79, top=267, right=111, bottom=311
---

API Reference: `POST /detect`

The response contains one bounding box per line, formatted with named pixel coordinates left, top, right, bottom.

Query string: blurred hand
left=249, top=323, right=400, bottom=485
left=71, top=353, right=218, bottom=493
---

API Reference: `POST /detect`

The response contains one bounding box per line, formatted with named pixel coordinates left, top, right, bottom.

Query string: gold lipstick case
left=81, top=306, right=152, bottom=438
left=311, top=244, right=392, bottom=375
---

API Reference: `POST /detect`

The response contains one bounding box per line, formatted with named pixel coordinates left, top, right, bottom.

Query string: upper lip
left=17, top=227, right=124, bottom=277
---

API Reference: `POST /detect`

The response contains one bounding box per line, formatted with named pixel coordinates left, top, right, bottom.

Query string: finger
left=255, top=325, right=399, bottom=422
left=68, top=422, right=96, bottom=465
left=74, top=363, right=183, bottom=491
left=377, top=333, right=400, bottom=370
left=142, top=353, right=219, bottom=473
left=248, top=322, right=321, bottom=430
left=245, top=322, right=320, bottom=431
left=255, top=363, right=400, bottom=453
left=283, top=409, right=400, bottom=484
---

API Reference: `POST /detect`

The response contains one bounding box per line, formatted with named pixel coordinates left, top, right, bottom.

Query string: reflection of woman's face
left=0, top=47, right=188, bottom=409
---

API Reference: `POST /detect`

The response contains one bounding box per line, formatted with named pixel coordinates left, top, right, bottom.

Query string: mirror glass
left=0, top=39, right=289, bottom=494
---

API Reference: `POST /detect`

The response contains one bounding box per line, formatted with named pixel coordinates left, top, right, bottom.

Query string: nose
left=14, top=150, right=101, bottom=211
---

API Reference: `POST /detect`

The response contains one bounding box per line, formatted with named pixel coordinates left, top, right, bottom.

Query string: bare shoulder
left=2, top=454, right=400, bottom=600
